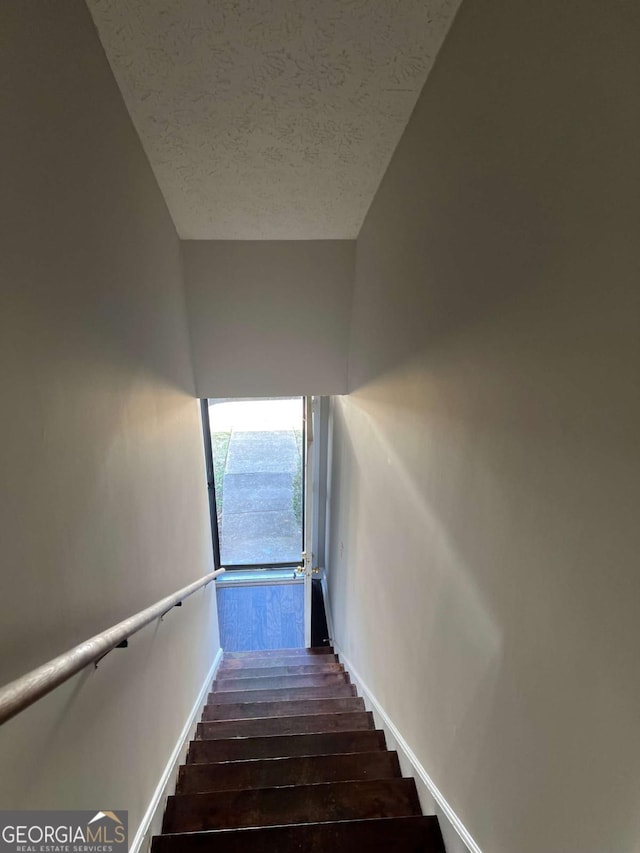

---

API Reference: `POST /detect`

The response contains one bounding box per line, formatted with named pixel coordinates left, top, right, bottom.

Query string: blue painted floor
left=216, top=582, right=304, bottom=651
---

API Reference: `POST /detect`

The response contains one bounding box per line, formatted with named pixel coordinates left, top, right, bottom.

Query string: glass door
left=205, top=397, right=304, bottom=569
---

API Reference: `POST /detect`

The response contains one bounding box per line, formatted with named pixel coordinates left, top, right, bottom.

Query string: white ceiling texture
left=87, top=0, right=460, bottom=239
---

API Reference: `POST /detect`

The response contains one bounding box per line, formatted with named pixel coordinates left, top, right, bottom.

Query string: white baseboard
left=130, top=647, right=224, bottom=853
left=336, top=647, right=482, bottom=853
left=320, top=575, right=480, bottom=853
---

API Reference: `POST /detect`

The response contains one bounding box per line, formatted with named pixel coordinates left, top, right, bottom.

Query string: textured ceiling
left=87, top=0, right=460, bottom=239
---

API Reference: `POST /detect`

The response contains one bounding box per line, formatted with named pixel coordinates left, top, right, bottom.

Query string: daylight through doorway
left=208, top=397, right=304, bottom=569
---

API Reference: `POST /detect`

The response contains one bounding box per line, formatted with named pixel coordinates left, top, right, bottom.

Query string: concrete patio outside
left=209, top=398, right=304, bottom=566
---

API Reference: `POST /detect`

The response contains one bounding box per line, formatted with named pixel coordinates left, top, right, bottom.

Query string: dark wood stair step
left=217, top=661, right=344, bottom=678
left=162, top=778, right=422, bottom=832
left=220, top=653, right=337, bottom=671
left=197, top=711, right=375, bottom=740
left=152, top=815, right=446, bottom=853
left=188, top=729, right=386, bottom=763
left=203, top=696, right=365, bottom=721
left=213, top=672, right=349, bottom=692
left=177, top=751, right=401, bottom=794
left=223, top=647, right=335, bottom=660
left=207, top=684, right=355, bottom=705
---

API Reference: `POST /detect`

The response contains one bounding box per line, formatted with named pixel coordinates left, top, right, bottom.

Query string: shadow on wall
left=328, top=391, right=503, bottom=820
left=0, top=584, right=219, bottom=813
left=329, top=0, right=640, bottom=849
left=330, top=324, right=640, bottom=850
left=347, top=137, right=558, bottom=396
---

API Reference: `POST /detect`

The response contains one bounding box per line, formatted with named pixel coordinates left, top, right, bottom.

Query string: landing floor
left=217, top=582, right=304, bottom=651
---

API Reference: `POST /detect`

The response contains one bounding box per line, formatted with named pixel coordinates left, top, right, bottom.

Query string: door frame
left=302, top=395, right=314, bottom=647
left=200, top=398, right=222, bottom=571
left=200, top=395, right=319, bottom=647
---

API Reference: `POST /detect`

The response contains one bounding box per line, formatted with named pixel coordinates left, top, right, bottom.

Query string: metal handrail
left=0, top=568, right=226, bottom=726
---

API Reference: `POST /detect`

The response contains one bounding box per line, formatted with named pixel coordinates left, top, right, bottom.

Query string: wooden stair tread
left=221, top=654, right=337, bottom=669
left=177, top=751, right=401, bottom=793
left=224, top=646, right=334, bottom=661
left=154, top=652, right=444, bottom=851
left=197, top=711, right=375, bottom=740
left=152, top=815, right=445, bottom=852
left=162, top=777, right=422, bottom=832
left=207, top=684, right=356, bottom=705
left=187, top=729, right=386, bottom=763
left=213, top=672, right=349, bottom=691
left=203, top=696, right=365, bottom=721
left=217, top=662, right=344, bottom=678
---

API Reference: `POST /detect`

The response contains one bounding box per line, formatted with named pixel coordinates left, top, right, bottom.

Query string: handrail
left=0, top=568, right=226, bottom=726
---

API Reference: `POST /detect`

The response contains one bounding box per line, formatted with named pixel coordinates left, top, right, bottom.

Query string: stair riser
left=216, top=662, right=344, bottom=678
left=213, top=673, right=349, bottom=692
left=203, top=697, right=365, bottom=721
left=163, top=778, right=422, bottom=833
left=177, top=751, right=401, bottom=794
left=219, top=657, right=339, bottom=672
left=196, top=711, right=375, bottom=739
left=187, top=730, right=386, bottom=763
left=154, top=652, right=441, bottom=853
left=223, top=647, right=334, bottom=661
left=207, top=685, right=356, bottom=705
left=151, top=816, right=446, bottom=853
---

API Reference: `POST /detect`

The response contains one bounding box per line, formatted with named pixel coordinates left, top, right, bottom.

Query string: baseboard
left=336, top=647, right=481, bottom=853
left=320, top=577, right=480, bottom=853
left=130, top=647, right=224, bottom=853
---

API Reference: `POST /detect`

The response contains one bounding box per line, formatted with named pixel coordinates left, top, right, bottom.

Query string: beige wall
left=183, top=240, right=355, bottom=398
left=327, top=1, right=640, bottom=852
left=0, top=0, right=219, bottom=839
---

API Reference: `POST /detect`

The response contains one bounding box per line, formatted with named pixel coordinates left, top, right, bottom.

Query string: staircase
left=152, top=647, right=446, bottom=851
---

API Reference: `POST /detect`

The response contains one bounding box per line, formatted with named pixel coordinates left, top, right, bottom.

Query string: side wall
left=0, top=1, right=219, bottom=841
left=182, top=240, right=355, bottom=398
left=327, top=1, right=640, bottom=852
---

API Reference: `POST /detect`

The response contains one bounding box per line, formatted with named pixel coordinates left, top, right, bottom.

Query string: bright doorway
left=201, top=397, right=316, bottom=651
left=207, top=397, right=304, bottom=568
